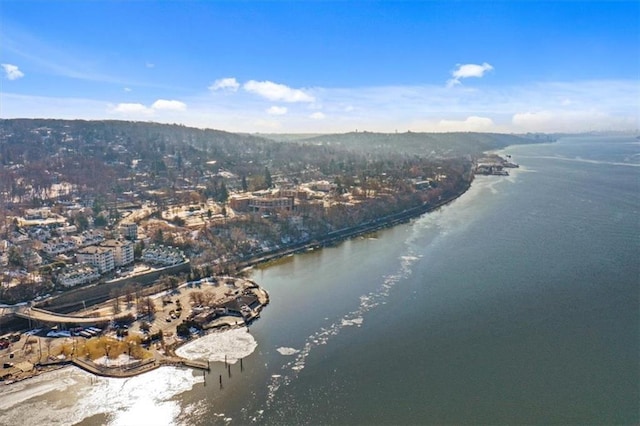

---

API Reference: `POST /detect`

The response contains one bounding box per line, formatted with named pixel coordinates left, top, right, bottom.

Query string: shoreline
left=1, top=176, right=473, bottom=385
left=234, top=178, right=474, bottom=270
left=1, top=282, right=269, bottom=384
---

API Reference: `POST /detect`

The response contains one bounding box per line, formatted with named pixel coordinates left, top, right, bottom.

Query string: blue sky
left=1, top=1, right=638, bottom=133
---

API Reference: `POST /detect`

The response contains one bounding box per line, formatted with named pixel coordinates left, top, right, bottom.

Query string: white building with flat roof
left=71, top=230, right=104, bottom=248
left=58, top=264, right=100, bottom=287
left=142, top=244, right=185, bottom=266
left=76, top=246, right=114, bottom=274
left=101, top=239, right=134, bottom=267
left=43, top=238, right=77, bottom=256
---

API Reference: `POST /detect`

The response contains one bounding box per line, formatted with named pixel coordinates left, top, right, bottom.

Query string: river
left=0, top=135, right=638, bottom=425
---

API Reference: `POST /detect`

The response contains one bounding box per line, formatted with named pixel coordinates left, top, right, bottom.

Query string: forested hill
left=0, top=119, right=275, bottom=167
left=0, top=119, right=348, bottom=178
left=0, top=120, right=548, bottom=168
left=277, top=131, right=550, bottom=157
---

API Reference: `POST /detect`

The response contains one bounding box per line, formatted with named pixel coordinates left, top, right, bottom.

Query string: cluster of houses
left=141, top=244, right=186, bottom=267
left=56, top=242, right=185, bottom=288
left=1, top=204, right=187, bottom=290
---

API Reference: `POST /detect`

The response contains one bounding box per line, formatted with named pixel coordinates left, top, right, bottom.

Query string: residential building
left=309, top=181, right=336, bottom=192
left=71, top=230, right=104, bottom=248
left=119, top=223, right=138, bottom=240
left=24, top=208, right=51, bottom=220
left=56, top=224, right=78, bottom=235
left=142, top=244, right=185, bottom=266
left=76, top=246, right=114, bottom=274
left=248, top=196, right=294, bottom=213
left=43, top=239, right=77, bottom=256
left=23, top=249, right=43, bottom=268
left=229, top=194, right=252, bottom=212
left=101, top=239, right=134, bottom=267
left=58, top=264, right=100, bottom=287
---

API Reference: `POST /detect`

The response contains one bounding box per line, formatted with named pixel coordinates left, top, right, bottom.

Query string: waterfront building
left=142, top=244, right=185, bottom=266
left=71, top=230, right=105, bottom=248
left=100, top=239, right=134, bottom=266
left=76, top=246, right=115, bottom=274
left=58, top=264, right=100, bottom=287
left=230, top=192, right=295, bottom=213
left=248, top=196, right=294, bottom=213
left=43, top=239, right=77, bottom=256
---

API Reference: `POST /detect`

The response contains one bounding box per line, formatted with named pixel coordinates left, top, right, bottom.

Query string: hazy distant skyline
left=1, top=1, right=638, bottom=133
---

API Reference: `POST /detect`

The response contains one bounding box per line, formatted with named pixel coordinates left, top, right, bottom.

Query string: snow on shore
left=175, top=327, right=258, bottom=364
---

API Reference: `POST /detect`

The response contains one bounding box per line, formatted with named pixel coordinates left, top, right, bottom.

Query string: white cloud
left=3, top=77, right=637, bottom=134
left=151, top=99, right=187, bottom=111
left=124, top=87, right=132, bottom=92
left=244, top=80, right=315, bottom=103
left=110, top=99, right=186, bottom=116
left=254, top=119, right=282, bottom=130
left=310, top=112, right=326, bottom=120
left=1, top=64, right=25, bottom=80
left=436, top=116, right=495, bottom=131
left=111, top=103, right=152, bottom=115
left=510, top=110, right=633, bottom=133
left=146, top=62, right=155, bottom=68
left=209, top=77, right=240, bottom=92
left=266, top=106, right=288, bottom=115
left=448, top=62, right=493, bottom=87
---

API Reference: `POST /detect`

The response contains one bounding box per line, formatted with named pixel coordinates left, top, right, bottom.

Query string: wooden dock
left=181, top=359, right=209, bottom=371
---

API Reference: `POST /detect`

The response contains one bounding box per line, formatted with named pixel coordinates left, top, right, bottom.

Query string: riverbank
left=235, top=178, right=474, bottom=270
left=1, top=177, right=471, bottom=385
left=1, top=279, right=268, bottom=384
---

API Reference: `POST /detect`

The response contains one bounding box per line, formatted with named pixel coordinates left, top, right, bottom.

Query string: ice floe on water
left=0, top=367, right=78, bottom=411
left=176, top=327, right=258, bottom=364
left=0, top=366, right=203, bottom=426
left=341, top=317, right=364, bottom=327
left=276, top=347, right=300, bottom=356
left=210, top=412, right=233, bottom=424
left=176, top=399, right=209, bottom=426
left=261, top=248, right=421, bottom=413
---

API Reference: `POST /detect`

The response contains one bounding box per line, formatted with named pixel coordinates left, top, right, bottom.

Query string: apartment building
left=76, top=246, right=115, bottom=274
left=100, top=239, right=134, bottom=267
left=142, top=244, right=185, bottom=266
left=58, top=264, right=100, bottom=287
